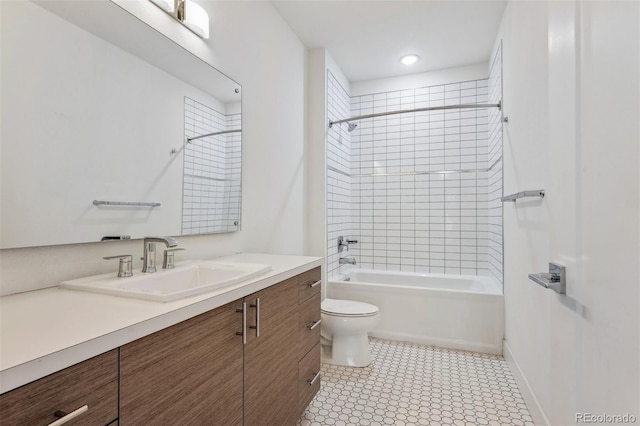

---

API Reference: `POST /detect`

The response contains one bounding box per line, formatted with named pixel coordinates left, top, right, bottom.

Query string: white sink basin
left=60, top=261, right=271, bottom=302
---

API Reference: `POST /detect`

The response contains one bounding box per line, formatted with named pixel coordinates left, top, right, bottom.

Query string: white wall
left=305, top=48, right=350, bottom=294
left=304, top=48, right=328, bottom=260
left=0, top=0, right=306, bottom=295
left=351, top=63, right=488, bottom=97
left=498, top=1, right=639, bottom=424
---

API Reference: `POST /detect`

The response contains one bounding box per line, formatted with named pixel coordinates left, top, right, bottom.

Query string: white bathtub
left=327, top=269, right=505, bottom=355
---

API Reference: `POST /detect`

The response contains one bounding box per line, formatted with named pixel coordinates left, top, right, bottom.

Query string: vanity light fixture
left=149, top=0, right=175, bottom=13
left=149, top=0, right=210, bottom=39
left=180, top=0, right=209, bottom=39
left=400, top=54, right=420, bottom=66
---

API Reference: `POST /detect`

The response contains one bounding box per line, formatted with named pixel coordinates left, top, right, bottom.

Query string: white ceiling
left=271, top=0, right=507, bottom=83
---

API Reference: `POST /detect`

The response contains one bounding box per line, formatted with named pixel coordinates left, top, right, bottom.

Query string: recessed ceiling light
left=400, top=54, right=420, bottom=66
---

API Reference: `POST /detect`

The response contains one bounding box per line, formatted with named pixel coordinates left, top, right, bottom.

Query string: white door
left=548, top=0, right=639, bottom=421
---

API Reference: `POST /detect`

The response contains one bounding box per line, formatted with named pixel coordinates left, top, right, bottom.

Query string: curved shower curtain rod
left=328, top=102, right=501, bottom=128
left=187, top=129, right=242, bottom=143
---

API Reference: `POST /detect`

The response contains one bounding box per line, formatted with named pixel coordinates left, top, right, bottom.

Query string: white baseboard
left=503, top=339, right=549, bottom=426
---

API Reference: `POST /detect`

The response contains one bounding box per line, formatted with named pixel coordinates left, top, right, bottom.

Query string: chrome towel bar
left=501, top=190, right=545, bottom=203
left=93, top=200, right=161, bottom=207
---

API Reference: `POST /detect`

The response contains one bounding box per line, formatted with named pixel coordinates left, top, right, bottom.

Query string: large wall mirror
left=0, top=0, right=242, bottom=249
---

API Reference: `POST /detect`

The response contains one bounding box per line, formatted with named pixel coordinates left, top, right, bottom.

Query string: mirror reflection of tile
left=183, top=97, right=241, bottom=235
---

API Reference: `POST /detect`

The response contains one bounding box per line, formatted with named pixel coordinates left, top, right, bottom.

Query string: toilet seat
left=321, top=298, right=379, bottom=317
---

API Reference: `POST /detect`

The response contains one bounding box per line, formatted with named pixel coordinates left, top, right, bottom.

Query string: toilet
left=321, top=298, right=380, bottom=367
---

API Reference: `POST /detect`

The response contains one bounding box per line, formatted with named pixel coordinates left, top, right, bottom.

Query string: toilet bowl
left=321, top=298, right=380, bottom=367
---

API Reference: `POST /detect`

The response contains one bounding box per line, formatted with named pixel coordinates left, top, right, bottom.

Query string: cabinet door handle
left=308, top=371, right=321, bottom=386
left=307, top=319, right=322, bottom=330
left=48, top=405, right=89, bottom=426
left=308, top=280, right=321, bottom=288
left=236, top=302, right=247, bottom=345
left=249, top=297, right=260, bottom=337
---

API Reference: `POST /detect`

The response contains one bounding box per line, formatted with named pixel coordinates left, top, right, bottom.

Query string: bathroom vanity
left=0, top=254, right=322, bottom=425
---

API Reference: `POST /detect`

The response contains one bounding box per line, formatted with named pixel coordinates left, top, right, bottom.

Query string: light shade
left=400, top=54, right=420, bottom=66
left=182, top=0, right=209, bottom=39
left=149, top=0, right=175, bottom=13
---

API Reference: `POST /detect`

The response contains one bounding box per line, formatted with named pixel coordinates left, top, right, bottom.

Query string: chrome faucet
left=337, top=236, right=349, bottom=253
left=337, top=236, right=359, bottom=253
left=142, top=237, right=178, bottom=273
left=339, top=257, right=356, bottom=265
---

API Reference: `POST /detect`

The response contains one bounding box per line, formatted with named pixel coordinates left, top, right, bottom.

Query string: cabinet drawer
left=298, top=293, right=321, bottom=358
left=298, top=266, right=321, bottom=303
left=0, top=350, right=118, bottom=426
left=297, top=343, right=321, bottom=415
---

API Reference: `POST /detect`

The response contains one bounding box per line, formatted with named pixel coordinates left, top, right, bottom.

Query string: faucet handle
left=337, top=236, right=348, bottom=253
left=163, top=248, right=186, bottom=269
left=103, top=254, right=133, bottom=278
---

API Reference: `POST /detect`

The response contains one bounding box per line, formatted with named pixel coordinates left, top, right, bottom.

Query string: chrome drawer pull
left=48, top=405, right=88, bottom=426
left=236, top=302, right=247, bottom=345
left=308, top=371, right=321, bottom=386
left=307, top=319, right=322, bottom=330
left=308, top=280, right=321, bottom=288
left=249, top=297, right=260, bottom=337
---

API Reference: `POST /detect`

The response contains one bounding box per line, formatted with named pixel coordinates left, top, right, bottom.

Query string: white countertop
left=0, top=253, right=322, bottom=394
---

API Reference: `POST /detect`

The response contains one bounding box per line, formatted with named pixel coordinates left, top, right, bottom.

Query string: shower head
left=347, top=122, right=358, bottom=132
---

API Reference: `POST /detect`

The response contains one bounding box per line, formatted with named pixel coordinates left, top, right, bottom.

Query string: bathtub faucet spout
left=339, top=257, right=357, bottom=265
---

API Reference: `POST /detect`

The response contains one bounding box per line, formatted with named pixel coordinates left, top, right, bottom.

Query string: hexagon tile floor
left=296, top=338, right=534, bottom=426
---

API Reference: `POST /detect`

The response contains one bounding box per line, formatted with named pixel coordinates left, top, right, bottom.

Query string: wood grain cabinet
left=119, top=270, right=321, bottom=425
left=120, top=301, right=243, bottom=426
left=243, top=276, right=300, bottom=425
left=296, top=267, right=322, bottom=418
left=242, top=266, right=322, bottom=424
left=0, top=266, right=322, bottom=426
left=0, top=350, right=118, bottom=426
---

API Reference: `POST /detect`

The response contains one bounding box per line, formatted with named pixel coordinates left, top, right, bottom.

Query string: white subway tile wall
left=183, top=97, right=241, bottom=234
left=350, top=81, right=490, bottom=276
left=488, top=44, right=504, bottom=284
left=327, top=71, right=353, bottom=277
left=224, top=112, right=242, bottom=230
left=327, top=72, right=503, bottom=281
